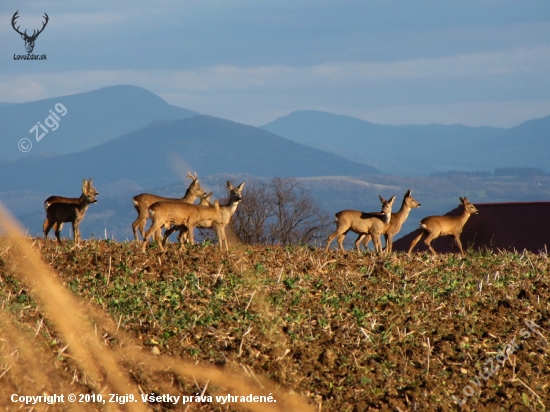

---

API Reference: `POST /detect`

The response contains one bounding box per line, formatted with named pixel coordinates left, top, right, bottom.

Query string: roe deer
left=357, top=189, right=421, bottom=253
left=325, top=195, right=396, bottom=253
left=143, top=181, right=244, bottom=251
left=131, top=171, right=206, bottom=241
left=43, top=178, right=99, bottom=234
left=408, top=197, right=478, bottom=255
left=43, top=183, right=98, bottom=244
left=164, top=191, right=214, bottom=244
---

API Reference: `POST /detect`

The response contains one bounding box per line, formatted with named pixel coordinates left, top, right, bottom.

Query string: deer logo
left=11, top=11, right=49, bottom=54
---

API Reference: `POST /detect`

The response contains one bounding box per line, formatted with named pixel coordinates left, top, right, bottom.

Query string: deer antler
left=32, top=13, right=49, bottom=39
left=11, top=11, right=25, bottom=36
left=186, top=171, right=198, bottom=181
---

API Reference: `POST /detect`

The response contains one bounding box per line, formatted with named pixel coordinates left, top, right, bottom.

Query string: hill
left=1, top=237, right=549, bottom=411
left=0, top=85, right=198, bottom=161
left=0, top=115, right=380, bottom=195
left=261, top=110, right=550, bottom=175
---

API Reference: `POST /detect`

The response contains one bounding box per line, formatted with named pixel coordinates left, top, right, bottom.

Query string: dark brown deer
left=44, top=182, right=98, bottom=244
left=408, top=197, right=478, bottom=255
left=43, top=178, right=98, bottom=235
left=131, top=172, right=206, bottom=241
left=357, top=189, right=420, bottom=253
left=12, top=11, right=49, bottom=53
left=325, top=195, right=396, bottom=253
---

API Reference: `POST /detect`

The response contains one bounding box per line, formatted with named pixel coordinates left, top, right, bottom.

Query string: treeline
left=431, top=167, right=548, bottom=179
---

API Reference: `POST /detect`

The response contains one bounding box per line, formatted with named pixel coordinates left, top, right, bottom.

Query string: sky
left=1, top=0, right=550, bottom=128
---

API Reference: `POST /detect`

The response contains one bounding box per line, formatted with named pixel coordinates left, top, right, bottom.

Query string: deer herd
left=41, top=174, right=479, bottom=255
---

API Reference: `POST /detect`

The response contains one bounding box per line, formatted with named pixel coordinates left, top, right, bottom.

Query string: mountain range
left=0, top=85, right=197, bottom=161
left=261, top=110, right=550, bottom=175
left=1, top=85, right=549, bottom=241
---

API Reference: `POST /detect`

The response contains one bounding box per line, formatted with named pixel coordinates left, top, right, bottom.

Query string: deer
left=164, top=191, right=214, bottom=244
left=143, top=181, right=244, bottom=252
left=356, top=189, right=421, bottom=253
left=43, top=181, right=98, bottom=244
left=43, top=178, right=98, bottom=235
left=325, top=195, right=396, bottom=253
left=11, top=11, right=49, bottom=54
left=408, top=197, right=479, bottom=255
left=131, top=172, right=206, bottom=241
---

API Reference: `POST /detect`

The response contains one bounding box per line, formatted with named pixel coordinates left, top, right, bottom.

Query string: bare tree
left=231, top=177, right=330, bottom=246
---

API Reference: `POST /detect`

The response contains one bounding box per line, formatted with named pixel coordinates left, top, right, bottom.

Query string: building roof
left=393, top=201, right=550, bottom=254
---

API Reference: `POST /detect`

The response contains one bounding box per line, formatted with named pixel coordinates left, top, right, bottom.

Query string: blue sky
left=1, top=0, right=549, bottom=127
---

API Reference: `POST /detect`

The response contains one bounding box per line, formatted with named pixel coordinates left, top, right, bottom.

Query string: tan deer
left=143, top=181, right=244, bottom=251
left=43, top=178, right=99, bottom=234
left=164, top=191, right=214, bottom=244
left=325, top=195, right=396, bottom=253
left=357, top=189, right=421, bottom=253
left=131, top=172, right=206, bottom=241
left=43, top=181, right=98, bottom=244
left=408, top=197, right=479, bottom=255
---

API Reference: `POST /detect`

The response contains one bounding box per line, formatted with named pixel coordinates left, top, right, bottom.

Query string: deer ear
left=389, top=195, right=396, bottom=204
left=459, top=197, right=465, bottom=204
left=227, top=181, right=233, bottom=189
left=238, top=182, right=245, bottom=190
left=379, top=195, right=386, bottom=203
left=406, top=189, right=412, bottom=196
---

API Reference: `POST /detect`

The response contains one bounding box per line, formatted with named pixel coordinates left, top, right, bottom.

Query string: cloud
left=0, top=45, right=548, bottom=127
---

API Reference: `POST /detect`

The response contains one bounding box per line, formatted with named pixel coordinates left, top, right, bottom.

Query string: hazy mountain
left=261, top=110, right=550, bottom=175
left=0, top=85, right=198, bottom=161
left=0, top=115, right=381, bottom=196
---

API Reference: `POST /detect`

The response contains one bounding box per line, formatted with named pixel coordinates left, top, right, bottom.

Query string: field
left=0, top=229, right=549, bottom=411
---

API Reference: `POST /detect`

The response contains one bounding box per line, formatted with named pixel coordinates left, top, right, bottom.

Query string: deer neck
left=392, top=201, right=411, bottom=227
left=457, top=207, right=472, bottom=225
left=182, top=189, right=196, bottom=203
left=221, top=198, right=240, bottom=219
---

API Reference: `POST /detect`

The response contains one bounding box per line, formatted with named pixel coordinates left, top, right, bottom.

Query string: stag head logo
left=11, top=11, right=49, bottom=54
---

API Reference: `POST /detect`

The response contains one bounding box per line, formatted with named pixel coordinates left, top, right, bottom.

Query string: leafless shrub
left=231, top=177, right=330, bottom=246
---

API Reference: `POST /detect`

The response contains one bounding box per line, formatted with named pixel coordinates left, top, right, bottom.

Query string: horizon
left=1, top=83, right=549, bottom=130
left=1, top=1, right=549, bottom=128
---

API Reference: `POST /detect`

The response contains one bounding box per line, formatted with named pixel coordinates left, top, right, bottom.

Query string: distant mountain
left=0, top=103, right=13, bottom=109
left=0, top=85, right=198, bottom=161
left=0, top=115, right=381, bottom=196
left=261, top=110, right=550, bottom=175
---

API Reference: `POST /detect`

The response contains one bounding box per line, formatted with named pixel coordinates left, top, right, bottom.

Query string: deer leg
left=408, top=231, right=425, bottom=254
left=360, top=233, right=372, bottom=252
left=355, top=233, right=367, bottom=252
left=454, top=234, right=465, bottom=255
left=385, top=233, right=393, bottom=254
left=131, top=216, right=142, bottom=241
left=54, top=222, right=64, bottom=244
left=325, top=230, right=343, bottom=252
left=337, top=232, right=348, bottom=252
left=44, top=219, right=54, bottom=239
left=423, top=232, right=439, bottom=255
left=372, top=233, right=382, bottom=253
left=143, top=221, right=162, bottom=251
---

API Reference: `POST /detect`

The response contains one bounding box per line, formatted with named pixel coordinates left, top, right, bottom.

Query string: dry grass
left=0, top=204, right=549, bottom=411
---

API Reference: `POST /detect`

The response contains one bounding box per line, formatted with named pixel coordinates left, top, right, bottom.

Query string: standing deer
left=357, top=189, right=421, bottom=253
left=164, top=191, right=214, bottom=244
left=131, top=172, right=206, bottom=241
left=143, top=181, right=244, bottom=251
left=325, top=195, right=396, bottom=253
left=43, top=181, right=98, bottom=244
left=408, top=197, right=478, bottom=255
left=43, top=178, right=98, bottom=235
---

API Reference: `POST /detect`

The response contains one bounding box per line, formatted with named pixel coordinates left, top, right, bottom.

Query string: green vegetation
left=1, top=239, right=549, bottom=410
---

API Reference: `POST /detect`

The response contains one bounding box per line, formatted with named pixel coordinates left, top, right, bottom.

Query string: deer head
left=12, top=11, right=49, bottom=53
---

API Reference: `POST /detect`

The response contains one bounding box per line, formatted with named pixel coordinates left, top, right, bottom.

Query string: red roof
left=393, top=201, right=550, bottom=254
